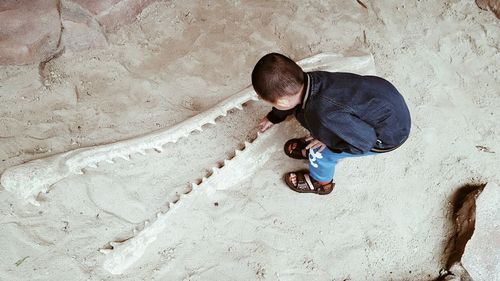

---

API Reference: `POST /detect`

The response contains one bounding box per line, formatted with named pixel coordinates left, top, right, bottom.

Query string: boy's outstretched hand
left=258, top=117, right=273, bottom=132
left=305, top=136, right=327, bottom=152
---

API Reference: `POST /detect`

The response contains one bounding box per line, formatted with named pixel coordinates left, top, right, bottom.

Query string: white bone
left=211, top=167, right=219, bottom=175
left=99, top=249, right=112, bottom=254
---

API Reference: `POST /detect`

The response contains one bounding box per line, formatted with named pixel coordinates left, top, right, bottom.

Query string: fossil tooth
left=99, top=248, right=112, bottom=254
left=120, top=155, right=131, bottom=161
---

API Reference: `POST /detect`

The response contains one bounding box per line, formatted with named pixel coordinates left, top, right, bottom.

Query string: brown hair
left=251, top=53, right=304, bottom=102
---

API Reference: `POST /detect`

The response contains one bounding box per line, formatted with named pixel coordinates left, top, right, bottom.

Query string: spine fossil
left=0, top=53, right=375, bottom=274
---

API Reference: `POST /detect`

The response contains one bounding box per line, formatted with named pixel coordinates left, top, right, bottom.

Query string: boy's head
left=251, top=53, right=305, bottom=110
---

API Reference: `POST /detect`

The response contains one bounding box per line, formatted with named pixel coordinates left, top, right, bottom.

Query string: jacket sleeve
left=266, top=107, right=295, bottom=124
left=325, top=112, right=378, bottom=154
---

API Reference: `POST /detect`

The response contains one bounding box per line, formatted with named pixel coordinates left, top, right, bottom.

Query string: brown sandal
left=284, top=170, right=335, bottom=195
left=284, top=138, right=309, bottom=160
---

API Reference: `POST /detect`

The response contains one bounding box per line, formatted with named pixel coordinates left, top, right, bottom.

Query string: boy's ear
left=276, top=98, right=290, bottom=107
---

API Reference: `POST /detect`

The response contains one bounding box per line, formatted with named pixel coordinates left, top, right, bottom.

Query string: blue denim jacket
left=267, top=71, right=411, bottom=154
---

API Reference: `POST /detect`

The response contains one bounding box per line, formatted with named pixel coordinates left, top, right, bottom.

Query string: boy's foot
left=284, top=170, right=335, bottom=195
left=284, top=138, right=309, bottom=159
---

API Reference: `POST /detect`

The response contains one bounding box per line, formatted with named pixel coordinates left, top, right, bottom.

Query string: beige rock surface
left=72, top=0, right=156, bottom=32
left=0, top=1, right=499, bottom=280
left=0, top=0, right=61, bottom=65
left=60, top=0, right=109, bottom=51
left=0, top=0, right=155, bottom=64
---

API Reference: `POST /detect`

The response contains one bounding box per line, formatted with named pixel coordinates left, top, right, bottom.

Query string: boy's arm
left=266, top=107, right=295, bottom=124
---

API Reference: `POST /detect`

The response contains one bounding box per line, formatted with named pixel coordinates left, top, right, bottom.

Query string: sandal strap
left=303, top=174, right=315, bottom=191
left=295, top=172, right=312, bottom=191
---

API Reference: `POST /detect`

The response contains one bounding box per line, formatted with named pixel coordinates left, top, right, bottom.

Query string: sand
left=0, top=1, right=499, bottom=280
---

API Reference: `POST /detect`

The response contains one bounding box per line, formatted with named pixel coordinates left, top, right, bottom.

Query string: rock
left=462, top=183, right=500, bottom=281
left=443, top=184, right=485, bottom=269
left=0, top=0, right=154, bottom=65
left=70, top=0, right=155, bottom=32
left=0, top=0, right=61, bottom=65
left=60, top=0, right=108, bottom=52
left=476, top=0, right=500, bottom=18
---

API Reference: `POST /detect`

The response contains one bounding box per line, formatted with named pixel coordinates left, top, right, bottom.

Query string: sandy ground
left=0, top=1, right=499, bottom=280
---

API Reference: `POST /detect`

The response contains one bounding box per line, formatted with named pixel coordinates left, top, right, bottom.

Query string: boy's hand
left=305, top=137, right=327, bottom=152
left=258, top=117, right=273, bottom=132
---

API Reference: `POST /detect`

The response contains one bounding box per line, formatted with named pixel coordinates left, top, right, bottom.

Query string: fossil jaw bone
left=0, top=53, right=374, bottom=204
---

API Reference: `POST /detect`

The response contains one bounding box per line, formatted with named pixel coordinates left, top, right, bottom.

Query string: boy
left=252, top=53, right=411, bottom=195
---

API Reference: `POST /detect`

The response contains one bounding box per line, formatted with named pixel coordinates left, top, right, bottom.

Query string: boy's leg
left=308, top=148, right=376, bottom=182
left=308, top=147, right=345, bottom=182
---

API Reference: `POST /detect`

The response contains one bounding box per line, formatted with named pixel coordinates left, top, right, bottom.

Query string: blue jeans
left=308, top=147, right=376, bottom=182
